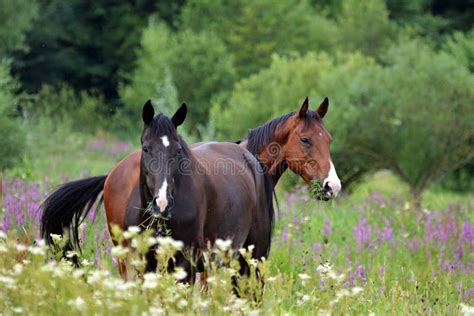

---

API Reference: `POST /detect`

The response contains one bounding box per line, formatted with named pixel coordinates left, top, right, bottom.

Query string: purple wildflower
left=356, top=264, right=366, bottom=283
left=323, top=218, right=331, bottom=237
left=354, top=217, right=372, bottom=251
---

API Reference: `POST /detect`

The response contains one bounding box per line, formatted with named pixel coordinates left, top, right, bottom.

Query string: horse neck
left=239, top=140, right=288, bottom=184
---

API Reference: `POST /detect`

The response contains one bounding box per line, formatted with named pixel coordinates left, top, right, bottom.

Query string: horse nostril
left=324, top=183, right=332, bottom=194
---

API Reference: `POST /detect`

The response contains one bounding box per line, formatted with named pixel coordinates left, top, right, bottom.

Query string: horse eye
left=300, top=138, right=311, bottom=146
left=142, top=145, right=149, bottom=153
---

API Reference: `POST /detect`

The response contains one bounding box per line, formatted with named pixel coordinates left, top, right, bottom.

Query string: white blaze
left=155, top=179, right=168, bottom=211
left=323, top=161, right=341, bottom=197
left=161, top=136, right=170, bottom=147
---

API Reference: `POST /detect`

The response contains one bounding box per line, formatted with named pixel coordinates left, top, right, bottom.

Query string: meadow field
left=1, top=0, right=473, bottom=314
left=1, top=137, right=472, bottom=315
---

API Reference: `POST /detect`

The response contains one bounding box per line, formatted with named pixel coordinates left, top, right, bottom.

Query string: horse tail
left=40, top=175, right=107, bottom=253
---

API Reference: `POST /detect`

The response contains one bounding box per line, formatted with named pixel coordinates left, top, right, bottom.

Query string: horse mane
left=246, top=110, right=322, bottom=155
left=144, top=113, right=192, bottom=158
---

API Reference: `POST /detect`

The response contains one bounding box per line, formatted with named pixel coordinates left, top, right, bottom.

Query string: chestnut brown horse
left=42, top=101, right=275, bottom=282
left=105, top=97, right=340, bottom=239
left=40, top=97, right=341, bottom=276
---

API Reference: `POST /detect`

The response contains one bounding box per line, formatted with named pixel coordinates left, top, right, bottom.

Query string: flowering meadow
left=1, top=174, right=473, bottom=315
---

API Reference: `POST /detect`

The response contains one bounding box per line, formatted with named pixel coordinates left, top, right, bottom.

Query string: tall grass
left=0, top=173, right=473, bottom=314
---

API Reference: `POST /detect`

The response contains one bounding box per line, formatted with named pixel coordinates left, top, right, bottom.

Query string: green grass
left=1, top=129, right=473, bottom=314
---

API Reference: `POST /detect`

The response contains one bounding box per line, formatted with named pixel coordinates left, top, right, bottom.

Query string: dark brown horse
left=42, top=101, right=275, bottom=282
left=40, top=97, right=341, bottom=277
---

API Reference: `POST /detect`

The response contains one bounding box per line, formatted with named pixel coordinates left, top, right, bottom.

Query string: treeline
left=1, top=0, right=473, bottom=201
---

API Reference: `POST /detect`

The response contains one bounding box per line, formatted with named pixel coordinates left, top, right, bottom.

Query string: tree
left=181, top=0, right=337, bottom=77
left=0, top=61, right=25, bottom=169
left=119, top=21, right=236, bottom=135
left=336, top=0, right=395, bottom=58
left=345, top=41, right=474, bottom=206
left=0, top=0, right=38, bottom=58
left=13, top=0, right=174, bottom=109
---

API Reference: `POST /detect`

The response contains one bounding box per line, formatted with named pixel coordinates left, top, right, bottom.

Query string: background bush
left=0, top=0, right=472, bottom=202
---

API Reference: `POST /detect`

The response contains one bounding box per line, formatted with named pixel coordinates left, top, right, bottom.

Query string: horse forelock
left=246, top=110, right=323, bottom=155
left=143, top=114, right=192, bottom=158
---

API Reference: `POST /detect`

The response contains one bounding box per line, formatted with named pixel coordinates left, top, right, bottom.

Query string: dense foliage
left=1, top=0, right=473, bottom=198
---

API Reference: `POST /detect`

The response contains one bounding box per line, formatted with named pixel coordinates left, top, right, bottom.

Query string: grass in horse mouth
left=310, top=180, right=325, bottom=200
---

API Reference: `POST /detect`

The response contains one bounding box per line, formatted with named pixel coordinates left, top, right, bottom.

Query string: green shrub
left=345, top=40, right=474, bottom=205
left=0, top=60, right=24, bottom=170
left=29, top=85, right=105, bottom=133
left=181, top=0, right=337, bottom=77
left=335, top=0, right=395, bottom=58
left=119, top=21, right=236, bottom=136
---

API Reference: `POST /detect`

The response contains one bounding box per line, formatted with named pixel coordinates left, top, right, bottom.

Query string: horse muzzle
left=152, top=195, right=174, bottom=219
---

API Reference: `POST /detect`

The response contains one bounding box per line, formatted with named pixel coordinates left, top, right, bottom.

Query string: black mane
left=246, top=110, right=322, bottom=155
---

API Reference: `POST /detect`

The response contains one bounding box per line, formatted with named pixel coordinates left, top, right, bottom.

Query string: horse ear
left=172, top=103, right=187, bottom=127
left=298, top=97, right=309, bottom=119
left=316, top=97, right=329, bottom=118
left=143, top=100, right=154, bottom=125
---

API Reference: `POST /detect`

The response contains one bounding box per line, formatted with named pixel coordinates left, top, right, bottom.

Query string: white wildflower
left=87, top=271, right=108, bottom=285
left=0, top=244, right=7, bottom=253
left=68, top=296, right=86, bottom=312
left=111, top=245, right=129, bottom=258
left=206, top=276, right=216, bottom=284
left=173, top=267, right=188, bottom=281
left=143, top=273, right=159, bottom=289
left=336, top=289, right=350, bottom=299
left=65, top=250, right=78, bottom=259
left=28, top=246, right=46, bottom=256
left=123, top=226, right=141, bottom=239
left=149, top=307, right=164, bottom=315
left=12, top=307, right=23, bottom=314
left=177, top=299, right=188, bottom=308
left=199, top=300, right=209, bottom=308
left=52, top=268, right=65, bottom=278
left=215, top=239, right=232, bottom=252
left=40, top=262, right=56, bottom=272
left=249, top=258, right=258, bottom=268
left=351, top=286, right=364, bottom=296
left=267, top=276, right=277, bottom=282
left=0, top=276, right=16, bottom=288
left=298, top=273, right=311, bottom=281
left=131, top=259, right=146, bottom=270
left=460, top=303, right=474, bottom=315
left=36, top=239, right=46, bottom=247
left=0, top=230, right=7, bottom=240
left=302, top=295, right=310, bottom=302
left=146, top=237, right=158, bottom=247
left=12, top=264, right=23, bottom=275
left=240, top=245, right=255, bottom=256
left=15, top=244, right=27, bottom=252
left=157, top=236, right=183, bottom=251
left=50, top=234, right=62, bottom=244
left=317, top=262, right=333, bottom=275
left=80, top=258, right=91, bottom=267
left=72, top=269, right=84, bottom=279
left=328, top=270, right=345, bottom=282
